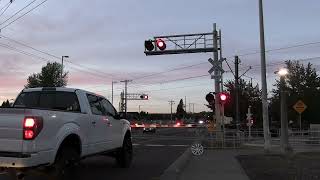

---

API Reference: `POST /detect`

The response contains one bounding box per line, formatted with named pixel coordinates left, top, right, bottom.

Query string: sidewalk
left=178, top=149, right=255, bottom=180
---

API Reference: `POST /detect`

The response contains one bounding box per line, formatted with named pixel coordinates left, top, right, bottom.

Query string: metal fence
left=242, top=129, right=320, bottom=151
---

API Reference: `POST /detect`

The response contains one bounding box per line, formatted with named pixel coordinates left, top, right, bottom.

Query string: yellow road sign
left=293, top=100, right=307, bottom=114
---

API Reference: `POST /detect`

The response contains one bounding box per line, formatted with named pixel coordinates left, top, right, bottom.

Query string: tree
left=25, top=62, right=68, bottom=88
left=1, top=100, right=10, bottom=107
left=224, top=79, right=263, bottom=128
left=270, top=60, right=320, bottom=128
left=176, top=99, right=186, bottom=119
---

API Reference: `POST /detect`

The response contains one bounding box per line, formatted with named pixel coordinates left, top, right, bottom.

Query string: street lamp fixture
left=278, top=68, right=288, bottom=76
left=276, top=67, right=291, bottom=153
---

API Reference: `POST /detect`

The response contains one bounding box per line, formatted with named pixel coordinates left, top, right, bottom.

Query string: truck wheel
left=7, top=170, right=25, bottom=180
left=116, top=135, right=133, bottom=168
left=48, top=147, right=79, bottom=180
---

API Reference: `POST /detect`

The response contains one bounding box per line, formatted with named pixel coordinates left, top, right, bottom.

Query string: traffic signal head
left=145, top=40, right=154, bottom=51
left=205, top=93, right=215, bottom=104
left=140, top=94, right=149, bottom=100
left=156, top=39, right=166, bottom=51
left=219, top=92, right=228, bottom=103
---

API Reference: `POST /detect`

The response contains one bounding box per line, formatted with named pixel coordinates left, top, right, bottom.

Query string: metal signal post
left=144, top=23, right=224, bottom=131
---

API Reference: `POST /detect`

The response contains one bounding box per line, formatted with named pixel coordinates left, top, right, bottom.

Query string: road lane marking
left=133, top=143, right=140, bottom=146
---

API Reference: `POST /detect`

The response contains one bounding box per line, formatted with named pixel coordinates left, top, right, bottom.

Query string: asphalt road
left=0, top=128, right=197, bottom=180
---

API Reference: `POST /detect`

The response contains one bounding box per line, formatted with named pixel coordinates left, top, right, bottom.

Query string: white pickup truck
left=0, top=87, right=132, bottom=180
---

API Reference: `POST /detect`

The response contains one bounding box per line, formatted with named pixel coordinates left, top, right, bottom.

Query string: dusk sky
left=0, top=0, right=319, bottom=113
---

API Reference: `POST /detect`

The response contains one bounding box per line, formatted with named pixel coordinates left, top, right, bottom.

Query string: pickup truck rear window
left=14, top=91, right=81, bottom=112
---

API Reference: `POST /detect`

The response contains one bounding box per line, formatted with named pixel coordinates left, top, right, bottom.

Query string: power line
left=131, top=40, right=320, bottom=82
left=0, top=0, right=14, bottom=18
left=0, top=34, right=60, bottom=58
left=0, top=1, right=11, bottom=14
left=0, top=42, right=113, bottom=80
left=0, top=0, right=49, bottom=30
left=0, top=0, right=38, bottom=27
left=0, top=34, right=118, bottom=79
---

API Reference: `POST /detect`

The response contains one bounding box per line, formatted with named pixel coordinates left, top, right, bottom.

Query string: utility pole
left=213, top=23, right=222, bottom=131
left=219, top=29, right=224, bottom=92
left=235, top=56, right=240, bottom=131
left=278, top=69, right=291, bottom=153
left=111, top=81, right=118, bottom=105
left=169, top=100, right=175, bottom=122
left=189, top=103, right=195, bottom=114
left=61, top=56, right=69, bottom=85
left=120, top=80, right=132, bottom=118
left=184, top=96, right=187, bottom=112
left=259, top=0, right=271, bottom=151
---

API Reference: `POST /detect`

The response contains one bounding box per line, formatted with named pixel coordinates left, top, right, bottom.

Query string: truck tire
left=48, top=147, right=80, bottom=180
left=116, top=135, right=133, bottom=168
left=8, top=170, right=25, bottom=180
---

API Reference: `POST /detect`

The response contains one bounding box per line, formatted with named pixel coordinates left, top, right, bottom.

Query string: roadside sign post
left=293, top=100, right=307, bottom=131
left=246, top=106, right=253, bottom=140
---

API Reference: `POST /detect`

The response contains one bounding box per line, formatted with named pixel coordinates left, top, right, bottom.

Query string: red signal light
left=156, top=39, right=166, bottom=51
left=145, top=40, right=154, bottom=51
left=220, top=93, right=227, bottom=101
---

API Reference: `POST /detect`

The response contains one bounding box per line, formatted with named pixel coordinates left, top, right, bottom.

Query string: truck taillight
left=23, top=116, right=43, bottom=140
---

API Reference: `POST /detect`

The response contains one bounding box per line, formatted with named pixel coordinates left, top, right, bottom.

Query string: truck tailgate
left=0, top=108, right=25, bottom=152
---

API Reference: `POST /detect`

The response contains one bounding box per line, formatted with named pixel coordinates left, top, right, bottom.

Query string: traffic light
left=156, top=39, right=166, bottom=51
left=145, top=40, right=154, bottom=51
left=140, top=94, right=148, bottom=100
left=219, top=92, right=228, bottom=104
left=205, top=93, right=215, bottom=104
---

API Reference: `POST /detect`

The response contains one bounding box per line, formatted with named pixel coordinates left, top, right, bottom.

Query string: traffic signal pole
left=213, top=23, right=222, bottom=132
left=235, top=56, right=240, bottom=131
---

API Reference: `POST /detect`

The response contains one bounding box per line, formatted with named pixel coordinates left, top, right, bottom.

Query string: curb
left=160, top=147, right=192, bottom=180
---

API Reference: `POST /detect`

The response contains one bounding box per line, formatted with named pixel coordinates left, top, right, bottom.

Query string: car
left=0, top=87, right=132, bottom=180
left=143, top=126, right=156, bottom=133
left=135, top=122, right=145, bottom=128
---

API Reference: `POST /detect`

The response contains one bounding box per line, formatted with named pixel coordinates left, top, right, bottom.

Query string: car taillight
left=23, top=116, right=43, bottom=140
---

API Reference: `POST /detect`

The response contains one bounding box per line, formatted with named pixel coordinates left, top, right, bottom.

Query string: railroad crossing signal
left=293, top=100, right=307, bottom=114
left=140, top=94, right=149, bottom=100
left=208, top=58, right=224, bottom=76
left=219, top=92, right=229, bottom=104
left=144, top=32, right=219, bottom=56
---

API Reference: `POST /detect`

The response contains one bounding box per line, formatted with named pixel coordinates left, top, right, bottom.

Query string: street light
left=61, top=56, right=69, bottom=84
left=278, top=68, right=288, bottom=76
left=275, top=68, right=291, bottom=153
